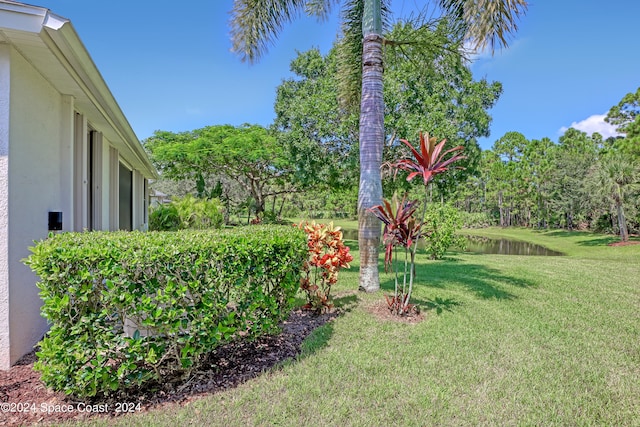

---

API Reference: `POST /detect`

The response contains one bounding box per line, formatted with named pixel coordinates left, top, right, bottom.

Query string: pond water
left=340, top=229, right=564, bottom=256
left=460, top=235, right=564, bottom=256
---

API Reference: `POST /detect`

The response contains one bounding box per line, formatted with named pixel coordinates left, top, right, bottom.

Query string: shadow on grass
left=576, top=236, right=619, bottom=246
left=332, top=293, right=359, bottom=313
left=422, top=297, right=462, bottom=314
left=380, top=260, right=536, bottom=301
left=298, top=321, right=335, bottom=359
left=535, top=229, right=580, bottom=238
left=371, top=287, right=463, bottom=316
left=536, top=229, right=619, bottom=246
left=289, top=296, right=359, bottom=362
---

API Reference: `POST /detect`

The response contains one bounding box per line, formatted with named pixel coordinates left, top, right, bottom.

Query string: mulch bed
left=608, top=240, right=640, bottom=247
left=0, top=310, right=336, bottom=426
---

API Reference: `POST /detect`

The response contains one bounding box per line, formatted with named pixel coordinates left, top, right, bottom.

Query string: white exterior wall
left=0, top=46, right=151, bottom=368
left=0, top=3, right=156, bottom=369
left=59, top=95, right=75, bottom=231
left=6, top=46, right=65, bottom=365
left=0, top=44, right=11, bottom=369
left=109, top=146, right=119, bottom=231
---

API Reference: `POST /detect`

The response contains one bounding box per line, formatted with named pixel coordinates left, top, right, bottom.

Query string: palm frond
left=383, top=16, right=469, bottom=88
left=305, top=0, right=341, bottom=20
left=336, top=0, right=363, bottom=111
left=439, top=0, right=528, bottom=54
left=336, top=0, right=392, bottom=112
left=231, top=0, right=339, bottom=63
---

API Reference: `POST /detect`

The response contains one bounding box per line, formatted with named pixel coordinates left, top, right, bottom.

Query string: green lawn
left=288, top=216, right=359, bottom=231
left=64, top=227, right=640, bottom=426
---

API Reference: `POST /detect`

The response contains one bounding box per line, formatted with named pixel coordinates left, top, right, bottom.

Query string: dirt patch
left=0, top=310, right=335, bottom=426
left=364, top=297, right=426, bottom=324
left=608, top=240, right=640, bottom=247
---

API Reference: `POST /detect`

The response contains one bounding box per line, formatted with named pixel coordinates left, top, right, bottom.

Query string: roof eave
left=0, top=1, right=158, bottom=179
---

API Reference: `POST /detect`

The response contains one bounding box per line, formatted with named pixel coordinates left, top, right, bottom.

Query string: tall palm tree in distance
left=230, top=0, right=528, bottom=292
left=592, top=152, right=640, bottom=242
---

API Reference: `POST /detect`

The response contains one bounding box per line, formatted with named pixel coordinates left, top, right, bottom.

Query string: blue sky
left=34, top=1, right=640, bottom=150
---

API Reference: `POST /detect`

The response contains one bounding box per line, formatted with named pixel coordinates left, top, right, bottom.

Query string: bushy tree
left=275, top=22, right=503, bottom=204
left=145, top=124, right=294, bottom=218
left=548, top=128, right=600, bottom=229
left=606, top=87, right=640, bottom=158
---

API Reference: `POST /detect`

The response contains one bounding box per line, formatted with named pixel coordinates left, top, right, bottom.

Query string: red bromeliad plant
left=370, top=193, right=422, bottom=315
left=372, top=132, right=465, bottom=315
left=296, top=221, right=353, bottom=313
left=392, top=132, right=466, bottom=187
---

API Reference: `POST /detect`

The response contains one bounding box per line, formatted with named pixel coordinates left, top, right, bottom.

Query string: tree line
left=144, top=5, right=638, bottom=248
left=145, top=42, right=639, bottom=243
left=450, top=125, right=639, bottom=241
left=144, top=19, right=501, bottom=225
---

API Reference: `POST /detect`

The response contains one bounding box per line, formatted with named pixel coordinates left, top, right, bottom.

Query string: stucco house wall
left=0, top=1, right=158, bottom=369
left=8, top=44, right=64, bottom=362
left=0, top=42, right=11, bottom=373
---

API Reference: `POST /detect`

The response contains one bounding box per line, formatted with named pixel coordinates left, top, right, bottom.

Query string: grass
left=64, top=227, right=639, bottom=426
left=288, top=216, right=359, bottom=232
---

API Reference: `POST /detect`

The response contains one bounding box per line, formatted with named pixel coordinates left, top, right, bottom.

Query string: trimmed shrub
left=24, top=226, right=306, bottom=397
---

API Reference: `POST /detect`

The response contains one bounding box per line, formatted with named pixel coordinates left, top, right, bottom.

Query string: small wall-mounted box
left=48, top=211, right=62, bottom=231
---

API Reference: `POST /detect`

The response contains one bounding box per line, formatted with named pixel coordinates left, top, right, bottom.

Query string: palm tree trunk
left=616, top=201, right=629, bottom=242
left=498, top=191, right=505, bottom=226
left=357, top=0, right=384, bottom=292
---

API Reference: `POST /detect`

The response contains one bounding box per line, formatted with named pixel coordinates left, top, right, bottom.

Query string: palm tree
left=591, top=152, right=640, bottom=241
left=230, top=0, right=528, bottom=292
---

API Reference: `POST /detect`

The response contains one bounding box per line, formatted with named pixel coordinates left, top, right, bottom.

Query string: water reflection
left=340, top=229, right=563, bottom=256
left=460, top=235, right=564, bottom=256
left=340, top=228, right=359, bottom=241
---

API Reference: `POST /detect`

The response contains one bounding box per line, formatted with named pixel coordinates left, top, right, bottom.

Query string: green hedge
left=24, top=226, right=306, bottom=397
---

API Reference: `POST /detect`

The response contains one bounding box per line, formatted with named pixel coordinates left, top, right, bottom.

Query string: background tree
left=382, top=19, right=502, bottom=200
left=523, top=137, right=555, bottom=228
left=548, top=128, right=600, bottom=229
left=144, top=130, right=215, bottom=199
left=275, top=25, right=503, bottom=209
left=588, top=152, right=640, bottom=241
left=605, top=87, right=640, bottom=158
left=145, top=124, right=294, bottom=219
left=274, top=48, right=359, bottom=191
left=490, top=131, right=528, bottom=226
left=453, top=149, right=494, bottom=221
left=230, top=0, right=527, bottom=292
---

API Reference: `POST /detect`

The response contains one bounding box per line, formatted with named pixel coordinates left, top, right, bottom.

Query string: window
left=119, top=162, right=132, bottom=231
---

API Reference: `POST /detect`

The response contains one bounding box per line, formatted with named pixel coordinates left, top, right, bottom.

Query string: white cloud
left=558, top=114, right=622, bottom=139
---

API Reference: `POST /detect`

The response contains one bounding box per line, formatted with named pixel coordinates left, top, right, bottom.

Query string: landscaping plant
left=24, top=226, right=306, bottom=397
left=422, top=203, right=466, bottom=260
left=370, top=193, right=422, bottom=314
left=372, top=132, right=465, bottom=314
left=297, top=221, right=353, bottom=313
left=149, top=195, right=224, bottom=231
